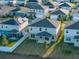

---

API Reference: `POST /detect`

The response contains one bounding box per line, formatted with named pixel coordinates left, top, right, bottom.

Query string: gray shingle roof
left=0, top=19, right=19, bottom=25
left=9, top=29, right=18, bottom=33
left=36, top=31, right=52, bottom=37
left=45, top=2, right=54, bottom=8
left=59, top=2, right=71, bottom=7
left=26, top=3, right=44, bottom=10
left=28, top=0, right=37, bottom=2
left=65, top=21, right=79, bottom=29
left=29, top=19, right=56, bottom=28
left=52, top=9, right=66, bottom=15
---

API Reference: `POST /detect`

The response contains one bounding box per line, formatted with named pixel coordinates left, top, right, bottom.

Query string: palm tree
left=68, top=10, right=72, bottom=21
left=59, top=15, right=64, bottom=23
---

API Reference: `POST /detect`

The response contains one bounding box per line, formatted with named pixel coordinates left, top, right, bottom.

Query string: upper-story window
left=66, top=30, right=68, bottom=33
left=45, top=28, right=47, bottom=31
left=39, top=28, right=42, bottom=31
left=31, top=34, right=35, bottom=38
left=5, top=26, right=7, bottom=28
left=1, top=26, right=3, bottom=28
left=30, top=27, right=32, bottom=31
left=40, top=36, right=42, bottom=39
left=52, top=36, right=54, bottom=39
left=76, top=40, right=79, bottom=42
left=77, top=31, right=79, bottom=34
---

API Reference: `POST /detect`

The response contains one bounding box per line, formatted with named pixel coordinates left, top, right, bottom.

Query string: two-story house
left=64, top=21, right=79, bottom=47
left=26, top=3, right=45, bottom=18
left=50, top=9, right=70, bottom=20
left=43, top=2, right=56, bottom=12
left=56, top=0, right=77, bottom=3
left=27, top=0, right=38, bottom=4
left=59, top=2, right=73, bottom=10
left=16, top=0, right=26, bottom=6
left=4, top=0, right=14, bottom=6
left=28, top=18, right=61, bottom=44
left=0, top=17, right=28, bottom=41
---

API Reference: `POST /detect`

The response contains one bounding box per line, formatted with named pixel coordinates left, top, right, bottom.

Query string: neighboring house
left=50, top=9, right=70, bottom=20
left=56, top=0, right=69, bottom=3
left=44, top=2, right=56, bottom=12
left=41, top=0, right=49, bottom=5
left=16, top=0, right=26, bottom=6
left=27, top=0, right=48, bottom=4
left=0, top=17, right=28, bottom=40
left=7, top=7, right=20, bottom=16
left=4, top=0, right=14, bottom=6
left=76, top=4, right=79, bottom=10
left=64, top=21, right=79, bottom=47
left=56, top=0, right=76, bottom=3
left=28, top=18, right=61, bottom=44
left=72, top=12, right=79, bottom=21
left=27, top=0, right=38, bottom=4
left=26, top=3, right=45, bottom=18
left=59, top=2, right=73, bottom=10
left=7, top=7, right=28, bottom=17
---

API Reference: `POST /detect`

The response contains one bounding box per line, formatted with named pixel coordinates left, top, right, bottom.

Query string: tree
left=68, top=10, right=72, bottom=21
left=0, top=36, right=3, bottom=45
left=2, top=35, right=8, bottom=46
left=44, top=38, right=49, bottom=49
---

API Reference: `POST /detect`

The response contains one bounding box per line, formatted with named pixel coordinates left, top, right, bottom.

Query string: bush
left=62, top=49, right=72, bottom=55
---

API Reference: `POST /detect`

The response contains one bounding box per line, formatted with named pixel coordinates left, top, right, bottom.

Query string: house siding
left=29, top=27, right=56, bottom=35
left=0, top=24, right=19, bottom=31
left=64, top=29, right=79, bottom=47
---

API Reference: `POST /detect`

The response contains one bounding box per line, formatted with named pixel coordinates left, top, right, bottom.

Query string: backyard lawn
left=13, top=39, right=53, bottom=56
left=49, top=43, right=79, bottom=59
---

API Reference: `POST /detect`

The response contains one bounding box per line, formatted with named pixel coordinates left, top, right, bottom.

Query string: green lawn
left=13, top=39, right=53, bottom=56
left=49, top=43, right=79, bottom=59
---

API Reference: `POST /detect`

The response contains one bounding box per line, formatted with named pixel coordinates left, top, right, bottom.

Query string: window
left=66, top=30, right=68, bottom=33
left=77, top=32, right=79, bottom=34
left=39, top=28, right=42, bottom=31
left=40, top=36, right=42, bottom=38
left=52, top=36, right=54, bottom=39
left=30, top=28, right=32, bottom=31
left=76, top=40, right=79, bottom=42
left=45, top=28, right=47, bottom=31
left=31, top=34, right=35, bottom=38
left=66, top=37, right=71, bottom=41
left=1, top=26, right=3, bottom=28
left=5, top=26, right=7, bottom=28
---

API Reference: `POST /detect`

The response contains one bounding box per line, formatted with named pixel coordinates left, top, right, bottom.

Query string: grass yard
left=49, top=43, right=79, bottom=59
left=7, top=42, right=16, bottom=47
left=13, top=39, right=53, bottom=56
